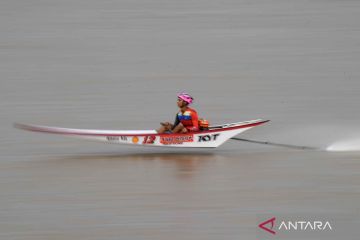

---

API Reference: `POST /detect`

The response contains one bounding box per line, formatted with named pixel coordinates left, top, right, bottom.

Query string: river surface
left=1, top=0, right=360, bottom=239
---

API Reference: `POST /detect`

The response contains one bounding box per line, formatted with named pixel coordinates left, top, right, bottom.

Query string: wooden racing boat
left=15, top=119, right=269, bottom=148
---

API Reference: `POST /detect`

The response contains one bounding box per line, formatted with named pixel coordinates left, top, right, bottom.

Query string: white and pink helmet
left=177, top=92, right=194, bottom=105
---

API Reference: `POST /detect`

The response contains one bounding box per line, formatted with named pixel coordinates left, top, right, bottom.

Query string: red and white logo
left=258, top=217, right=276, bottom=235
left=258, top=216, right=333, bottom=235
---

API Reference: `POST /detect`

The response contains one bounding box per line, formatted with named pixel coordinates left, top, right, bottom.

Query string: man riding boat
left=157, top=92, right=200, bottom=133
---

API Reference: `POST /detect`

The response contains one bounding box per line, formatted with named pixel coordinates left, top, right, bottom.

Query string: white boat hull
left=15, top=119, right=269, bottom=148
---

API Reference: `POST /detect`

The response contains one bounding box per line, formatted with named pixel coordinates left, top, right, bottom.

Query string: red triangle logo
left=259, top=217, right=276, bottom=235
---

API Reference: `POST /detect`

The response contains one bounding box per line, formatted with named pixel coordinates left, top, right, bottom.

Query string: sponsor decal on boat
left=143, top=135, right=156, bottom=144
left=106, top=136, right=127, bottom=141
left=198, top=133, right=220, bottom=142
left=160, top=134, right=194, bottom=145
left=132, top=136, right=139, bottom=144
left=107, top=136, right=119, bottom=141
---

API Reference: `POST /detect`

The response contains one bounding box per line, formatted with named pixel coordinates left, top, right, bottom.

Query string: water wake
left=326, top=139, right=360, bottom=152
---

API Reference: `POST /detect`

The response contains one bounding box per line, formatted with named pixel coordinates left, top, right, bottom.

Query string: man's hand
left=160, top=122, right=170, bottom=126
left=160, top=122, right=173, bottom=131
left=181, top=128, right=188, bottom=133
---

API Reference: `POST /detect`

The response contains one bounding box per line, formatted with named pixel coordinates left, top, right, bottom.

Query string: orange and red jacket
left=173, top=107, right=199, bottom=132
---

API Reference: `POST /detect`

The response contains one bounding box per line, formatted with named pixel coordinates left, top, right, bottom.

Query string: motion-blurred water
left=1, top=0, right=360, bottom=239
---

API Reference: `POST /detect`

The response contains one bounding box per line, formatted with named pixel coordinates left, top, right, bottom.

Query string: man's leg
left=172, top=123, right=188, bottom=133
left=157, top=122, right=173, bottom=133
left=156, top=125, right=167, bottom=133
